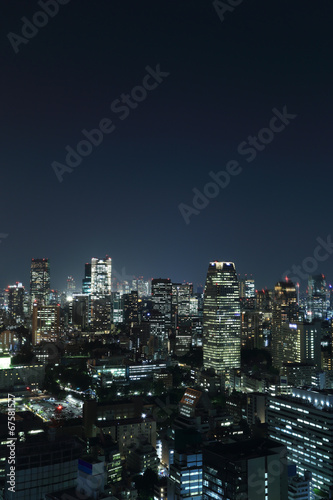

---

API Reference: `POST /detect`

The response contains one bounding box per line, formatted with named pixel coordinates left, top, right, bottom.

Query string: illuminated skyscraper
left=172, top=283, right=193, bottom=328
left=268, top=389, right=333, bottom=498
left=90, top=256, right=112, bottom=331
left=6, top=282, right=24, bottom=323
left=151, top=278, right=173, bottom=356
left=32, top=304, right=60, bottom=344
left=91, top=256, right=112, bottom=296
left=203, top=261, right=241, bottom=376
left=30, top=258, right=50, bottom=306
left=82, top=263, right=91, bottom=295
left=66, top=275, right=76, bottom=292
left=307, top=274, right=327, bottom=321
left=239, top=275, right=256, bottom=309
left=271, top=281, right=298, bottom=371
left=151, top=278, right=172, bottom=330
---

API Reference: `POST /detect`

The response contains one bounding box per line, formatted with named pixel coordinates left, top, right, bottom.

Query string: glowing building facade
left=203, top=261, right=241, bottom=377
left=30, top=258, right=50, bottom=306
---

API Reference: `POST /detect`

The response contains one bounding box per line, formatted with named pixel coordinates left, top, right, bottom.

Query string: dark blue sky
left=1, top=0, right=333, bottom=293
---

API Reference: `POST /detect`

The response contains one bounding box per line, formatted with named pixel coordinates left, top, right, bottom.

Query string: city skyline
left=2, top=252, right=333, bottom=296
left=1, top=1, right=333, bottom=297
left=2, top=1, right=333, bottom=498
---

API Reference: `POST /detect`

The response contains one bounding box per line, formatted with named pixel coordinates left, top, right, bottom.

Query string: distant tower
left=6, top=283, right=24, bottom=322
left=82, top=263, right=91, bottom=295
left=203, top=261, right=241, bottom=377
left=151, top=278, right=172, bottom=329
left=90, top=256, right=112, bottom=331
left=91, top=256, right=112, bottom=296
left=271, top=281, right=298, bottom=371
left=151, top=278, right=173, bottom=356
left=66, top=276, right=76, bottom=292
left=30, top=258, right=50, bottom=306
left=307, top=274, right=327, bottom=321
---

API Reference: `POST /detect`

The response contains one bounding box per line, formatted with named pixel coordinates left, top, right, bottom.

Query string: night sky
left=1, top=0, right=333, bottom=293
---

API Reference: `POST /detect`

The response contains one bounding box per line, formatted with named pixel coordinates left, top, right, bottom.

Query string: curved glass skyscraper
left=203, top=261, right=241, bottom=376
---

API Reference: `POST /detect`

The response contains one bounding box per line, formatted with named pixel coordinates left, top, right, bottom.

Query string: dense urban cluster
left=1, top=257, right=333, bottom=499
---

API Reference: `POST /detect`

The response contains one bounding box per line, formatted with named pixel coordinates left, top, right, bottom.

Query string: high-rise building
left=30, top=258, right=50, bottom=306
left=172, top=283, right=193, bottom=328
left=32, top=304, right=60, bottom=345
left=267, top=388, right=333, bottom=498
left=203, top=261, right=241, bottom=377
left=90, top=257, right=112, bottom=331
left=82, top=263, right=91, bottom=295
left=151, top=278, right=172, bottom=328
left=72, top=294, right=89, bottom=329
left=111, top=292, right=124, bottom=324
left=66, top=275, right=76, bottom=293
left=123, top=291, right=139, bottom=326
left=239, top=275, right=256, bottom=309
left=202, top=438, right=288, bottom=500
left=91, top=256, right=112, bottom=296
left=168, top=429, right=203, bottom=500
left=5, top=433, right=83, bottom=500
left=151, top=278, right=172, bottom=356
left=6, top=282, right=24, bottom=323
left=271, top=281, right=298, bottom=371
left=307, top=274, right=327, bottom=321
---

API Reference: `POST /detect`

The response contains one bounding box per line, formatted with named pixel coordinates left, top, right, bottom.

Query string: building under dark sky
left=1, top=1, right=333, bottom=292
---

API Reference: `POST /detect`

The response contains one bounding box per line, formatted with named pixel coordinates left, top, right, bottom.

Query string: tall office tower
left=239, top=275, right=256, bottom=309
left=151, top=278, right=172, bottom=329
left=168, top=428, right=203, bottom=500
left=30, top=258, right=50, bottom=306
left=203, top=261, right=241, bottom=378
left=271, top=281, right=298, bottom=371
left=267, top=388, right=333, bottom=498
left=91, top=256, right=112, bottom=296
left=111, top=292, right=124, bottom=324
left=32, top=304, right=60, bottom=344
left=6, top=283, right=24, bottom=323
left=256, top=289, right=273, bottom=312
left=202, top=439, right=288, bottom=500
left=303, top=320, right=322, bottom=368
left=172, top=283, right=193, bottom=328
left=241, top=310, right=262, bottom=349
left=90, top=257, right=112, bottom=331
left=66, top=275, right=76, bottom=292
left=5, top=434, right=83, bottom=500
left=307, top=274, right=327, bottom=321
left=130, top=278, right=150, bottom=297
left=149, top=310, right=167, bottom=357
left=82, top=263, right=91, bottom=294
left=281, top=319, right=322, bottom=369
left=123, top=291, right=139, bottom=326
left=72, top=294, right=89, bottom=329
